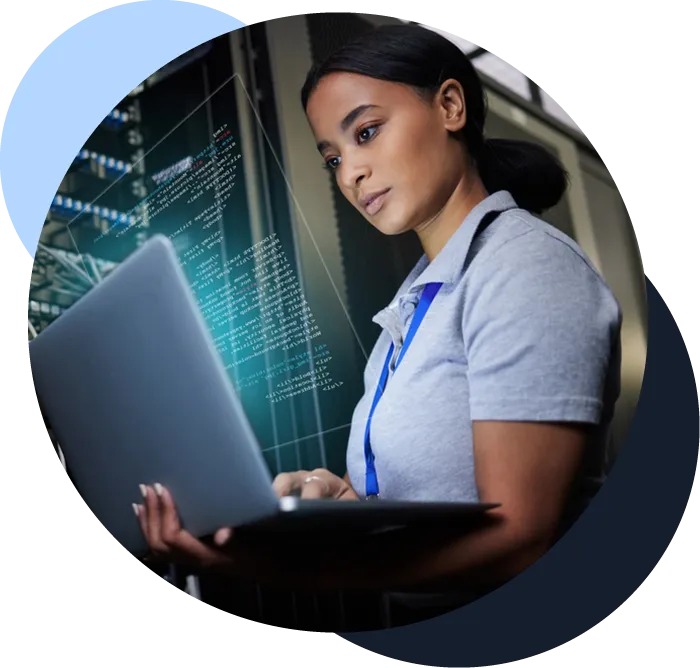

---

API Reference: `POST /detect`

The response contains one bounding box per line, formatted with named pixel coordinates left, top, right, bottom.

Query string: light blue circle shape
left=0, top=0, right=244, bottom=258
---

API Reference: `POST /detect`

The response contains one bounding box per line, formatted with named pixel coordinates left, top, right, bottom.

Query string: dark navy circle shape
left=340, top=277, right=698, bottom=666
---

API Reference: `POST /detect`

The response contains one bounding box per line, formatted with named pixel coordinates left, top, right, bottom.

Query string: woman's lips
left=364, top=189, right=390, bottom=216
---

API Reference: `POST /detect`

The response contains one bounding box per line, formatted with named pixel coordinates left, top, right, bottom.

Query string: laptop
left=29, top=235, right=499, bottom=557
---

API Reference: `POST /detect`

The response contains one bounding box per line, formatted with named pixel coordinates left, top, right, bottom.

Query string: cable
left=24, top=320, right=39, bottom=339
left=37, top=243, right=94, bottom=287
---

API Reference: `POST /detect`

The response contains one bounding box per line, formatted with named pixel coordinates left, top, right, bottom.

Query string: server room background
left=28, top=13, right=647, bottom=631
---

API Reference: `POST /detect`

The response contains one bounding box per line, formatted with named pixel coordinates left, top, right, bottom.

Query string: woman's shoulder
left=473, top=209, right=610, bottom=289
left=485, top=208, right=595, bottom=271
left=464, top=208, right=622, bottom=324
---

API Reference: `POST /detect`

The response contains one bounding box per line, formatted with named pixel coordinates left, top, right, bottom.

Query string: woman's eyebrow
left=340, top=104, right=379, bottom=132
left=316, top=104, right=380, bottom=152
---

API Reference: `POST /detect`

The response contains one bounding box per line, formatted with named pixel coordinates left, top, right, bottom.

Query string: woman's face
left=305, top=72, right=468, bottom=235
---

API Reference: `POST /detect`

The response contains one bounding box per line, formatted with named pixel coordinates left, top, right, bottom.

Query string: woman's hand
left=136, top=484, right=235, bottom=571
left=202, top=469, right=359, bottom=548
left=136, top=469, right=358, bottom=565
left=272, top=468, right=359, bottom=501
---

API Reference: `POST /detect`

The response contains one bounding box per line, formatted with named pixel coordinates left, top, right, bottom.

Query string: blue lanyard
left=363, top=282, right=443, bottom=499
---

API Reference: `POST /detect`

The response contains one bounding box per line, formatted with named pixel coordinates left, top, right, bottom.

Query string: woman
left=136, top=24, right=621, bottom=611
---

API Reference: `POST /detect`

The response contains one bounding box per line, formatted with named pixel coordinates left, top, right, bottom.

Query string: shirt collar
left=405, top=189, right=518, bottom=292
left=375, top=191, right=518, bottom=326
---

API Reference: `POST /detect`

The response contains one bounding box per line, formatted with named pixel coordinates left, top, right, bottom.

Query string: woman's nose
left=339, top=155, right=371, bottom=191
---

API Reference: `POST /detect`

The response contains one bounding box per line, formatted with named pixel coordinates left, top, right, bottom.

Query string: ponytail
left=477, top=138, right=569, bottom=214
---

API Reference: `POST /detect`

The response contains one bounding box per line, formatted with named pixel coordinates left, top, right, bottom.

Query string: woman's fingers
left=142, top=484, right=168, bottom=553
left=135, top=484, right=232, bottom=570
left=134, top=501, right=149, bottom=544
left=272, top=471, right=307, bottom=498
left=273, top=469, right=341, bottom=499
left=157, top=484, right=183, bottom=547
left=300, top=475, right=330, bottom=499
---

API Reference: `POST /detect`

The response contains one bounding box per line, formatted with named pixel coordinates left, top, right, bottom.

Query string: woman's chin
left=371, top=215, right=410, bottom=236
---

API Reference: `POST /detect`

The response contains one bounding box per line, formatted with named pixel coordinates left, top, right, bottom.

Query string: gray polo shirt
left=346, top=190, right=622, bottom=522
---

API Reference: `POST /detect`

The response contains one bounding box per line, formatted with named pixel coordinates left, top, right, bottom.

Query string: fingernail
left=215, top=528, right=231, bottom=546
left=139, top=484, right=147, bottom=498
left=132, top=503, right=140, bottom=517
left=154, top=483, right=163, bottom=497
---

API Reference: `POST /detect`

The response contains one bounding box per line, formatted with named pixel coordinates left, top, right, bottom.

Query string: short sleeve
left=463, top=230, right=621, bottom=424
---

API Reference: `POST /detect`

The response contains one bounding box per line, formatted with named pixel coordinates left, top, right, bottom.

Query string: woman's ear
left=437, top=79, right=467, bottom=133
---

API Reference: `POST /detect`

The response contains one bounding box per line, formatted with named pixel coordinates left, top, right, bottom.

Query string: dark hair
left=301, top=24, right=568, bottom=214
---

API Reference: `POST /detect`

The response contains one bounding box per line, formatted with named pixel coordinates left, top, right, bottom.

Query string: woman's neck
left=415, top=175, right=489, bottom=261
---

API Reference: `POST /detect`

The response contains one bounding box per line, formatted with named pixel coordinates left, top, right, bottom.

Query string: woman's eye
left=357, top=125, right=379, bottom=143
left=322, top=126, right=379, bottom=172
